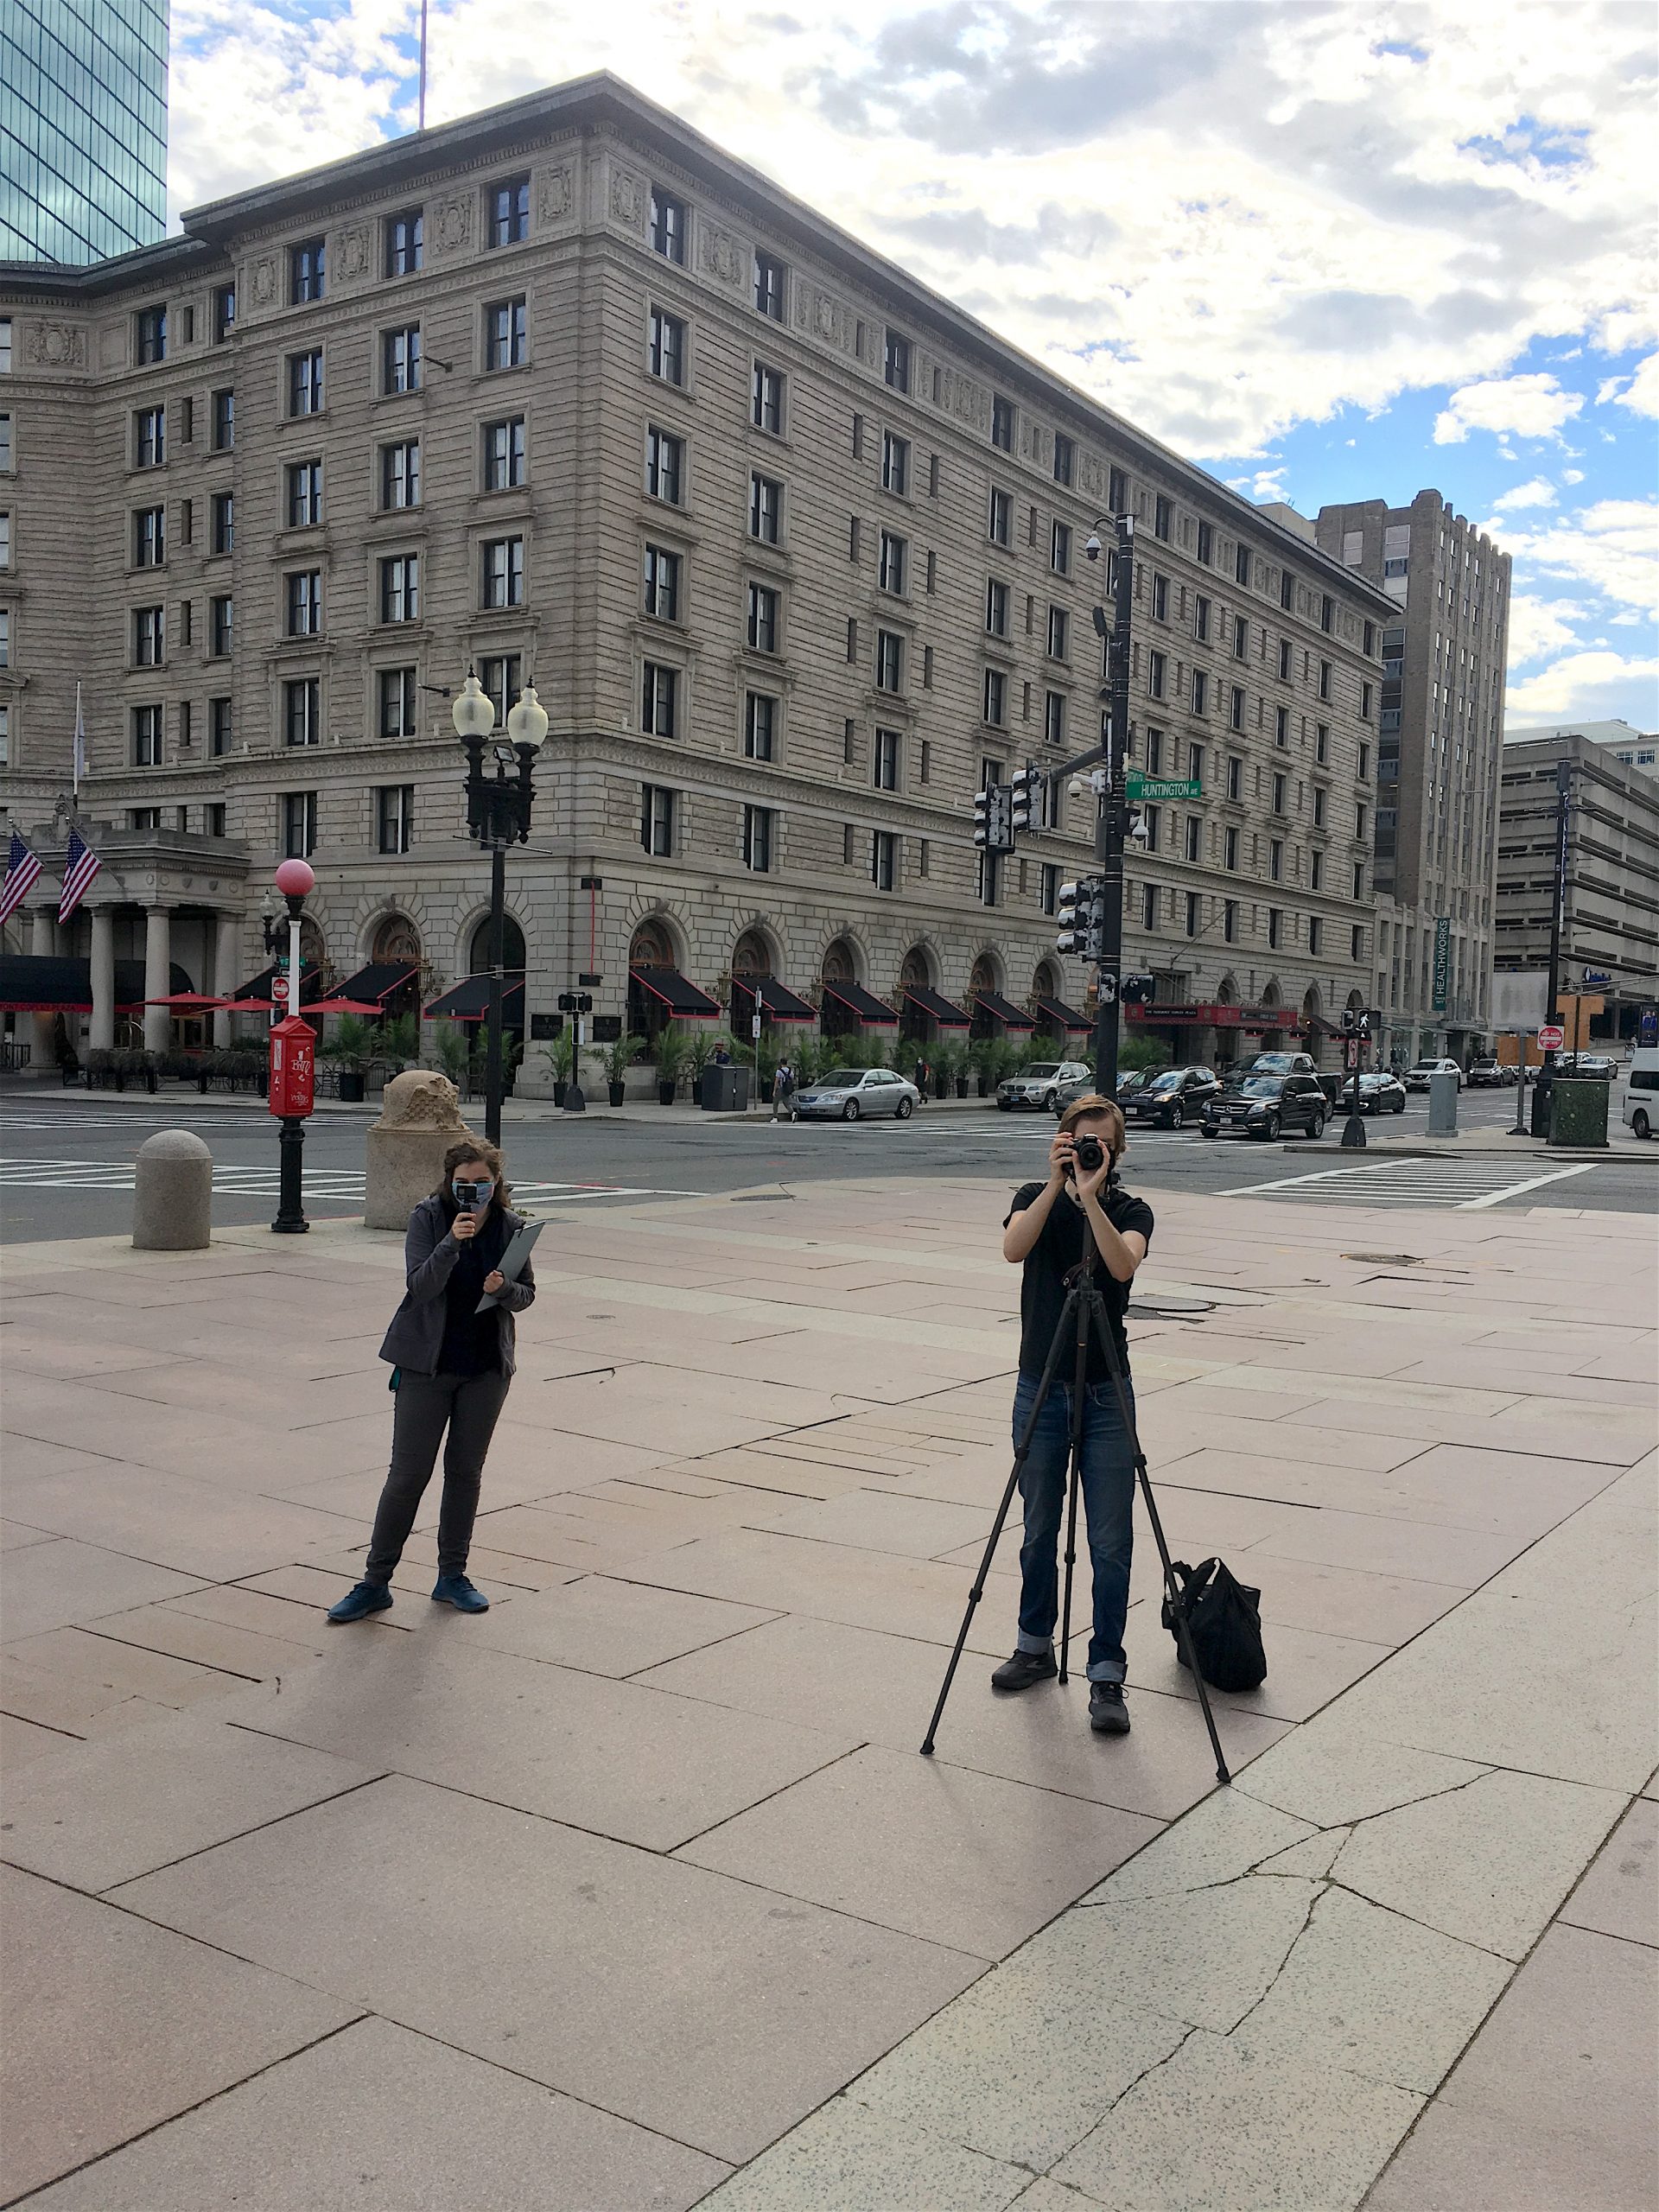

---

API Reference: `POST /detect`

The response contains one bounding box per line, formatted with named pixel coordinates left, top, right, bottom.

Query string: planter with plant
left=686, top=1025, right=719, bottom=1104
left=602, top=1032, right=645, bottom=1107
left=539, top=1025, right=576, bottom=1106
left=753, top=1031, right=781, bottom=1103
left=433, top=1024, right=471, bottom=1097
left=653, top=1022, right=688, bottom=1104
left=928, top=1039, right=960, bottom=1099
left=325, top=1014, right=374, bottom=1103
left=969, top=1036, right=1001, bottom=1097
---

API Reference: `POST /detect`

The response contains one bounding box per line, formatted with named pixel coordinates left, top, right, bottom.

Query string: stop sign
left=271, top=973, right=289, bottom=1002
left=1538, top=1023, right=1564, bottom=1051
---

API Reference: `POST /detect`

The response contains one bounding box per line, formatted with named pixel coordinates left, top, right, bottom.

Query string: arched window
left=732, top=929, right=772, bottom=978
left=370, top=912, right=422, bottom=1020
left=899, top=945, right=933, bottom=1040
left=628, top=919, right=678, bottom=1041
left=821, top=938, right=857, bottom=1036
left=467, top=915, right=526, bottom=976
left=969, top=951, right=999, bottom=1039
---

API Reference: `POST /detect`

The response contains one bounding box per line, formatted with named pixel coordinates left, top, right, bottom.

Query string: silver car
left=996, top=1059, right=1090, bottom=1112
left=791, top=1065, right=921, bottom=1122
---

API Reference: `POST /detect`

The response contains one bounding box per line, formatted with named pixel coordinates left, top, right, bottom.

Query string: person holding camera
left=327, top=1139, right=536, bottom=1624
left=993, top=1096, right=1152, bottom=1733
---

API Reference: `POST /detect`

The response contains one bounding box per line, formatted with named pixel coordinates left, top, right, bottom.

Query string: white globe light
left=451, top=669, right=496, bottom=742
left=507, top=683, right=549, bottom=751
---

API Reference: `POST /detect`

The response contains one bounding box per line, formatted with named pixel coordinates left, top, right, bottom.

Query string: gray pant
left=365, top=1369, right=511, bottom=1584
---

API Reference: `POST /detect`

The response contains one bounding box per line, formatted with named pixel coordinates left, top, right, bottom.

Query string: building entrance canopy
left=629, top=966, right=721, bottom=1018
left=1032, top=994, right=1090, bottom=1033
left=819, top=978, right=899, bottom=1026
left=424, top=976, right=526, bottom=1022
left=902, top=985, right=971, bottom=1028
left=0, top=954, right=187, bottom=1013
left=973, top=989, right=1036, bottom=1032
left=732, top=976, right=817, bottom=1025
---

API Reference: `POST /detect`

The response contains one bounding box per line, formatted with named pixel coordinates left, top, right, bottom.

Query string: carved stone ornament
left=800, top=286, right=847, bottom=348
left=537, top=164, right=575, bottom=225
left=335, top=222, right=372, bottom=283
left=700, top=226, right=741, bottom=286
left=433, top=193, right=474, bottom=255
left=249, top=253, right=279, bottom=308
left=610, top=166, right=647, bottom=231
left=373, top=1070, right=467, bottom=1131
left=1079, top=452, right=1104, bottom=499
left=24, top=321, right=87, bottom=370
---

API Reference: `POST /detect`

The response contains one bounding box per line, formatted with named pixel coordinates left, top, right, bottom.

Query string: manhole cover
left=1343, top=1252, right=1423, bottom=1266
left=1128, top=1297, right=1217, bottom=1319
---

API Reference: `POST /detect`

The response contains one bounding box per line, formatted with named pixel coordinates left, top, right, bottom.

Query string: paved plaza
left=0, top=1173, right=1655, bottom=2209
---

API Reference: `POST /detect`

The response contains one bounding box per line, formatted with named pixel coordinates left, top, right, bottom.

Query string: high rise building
left=1313, top=492, right=1510, bottom=1063
left=0, top=74, right=1388, bottom=1077
left=1, top=2, right=169, bottom=264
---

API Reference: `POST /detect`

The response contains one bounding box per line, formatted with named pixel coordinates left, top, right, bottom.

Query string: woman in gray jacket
left=327, top=1139, right=535, bottom=1623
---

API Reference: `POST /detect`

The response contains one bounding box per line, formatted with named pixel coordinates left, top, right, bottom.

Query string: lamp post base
left=271, top=1116, right=309, bottom=1233
left=563, top=1084, right=587, bottom=1113
left=1340, top=1114, right=1367, bottom=1149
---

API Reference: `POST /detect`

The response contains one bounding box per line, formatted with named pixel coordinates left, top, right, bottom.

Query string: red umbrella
left=143, top=991, right=232, bottom=1011
left=304, top=997, right=385, bottom=1016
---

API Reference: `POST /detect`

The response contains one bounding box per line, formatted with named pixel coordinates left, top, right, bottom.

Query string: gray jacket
left=378, top=1194, right=537, bottom=1377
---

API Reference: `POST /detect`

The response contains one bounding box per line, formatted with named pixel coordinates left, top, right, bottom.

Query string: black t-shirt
left=437, top=1209, right=508, bottom=1377
left=1005, top=1179, right=1154, bottom=1383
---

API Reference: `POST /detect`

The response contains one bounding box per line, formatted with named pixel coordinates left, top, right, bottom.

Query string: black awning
left=820, top=977, right=899, bottom=1026
left=424, top=975, right=526, bottom=1021
left=903, top=984, right=972, bottom=1028
left=232, top=961, right=322, bottom=1004
left=732, top=976, right=817, bottom=1025
left=1033, top=995, right=1090, bottom=1032
left=0, top=956, right=188, bottom=1013
left=974, top=990, right=1037, bottom=1032
left=334, top=962, right=419, bottom=1007
left=630, top=965, right=721, bottom=1018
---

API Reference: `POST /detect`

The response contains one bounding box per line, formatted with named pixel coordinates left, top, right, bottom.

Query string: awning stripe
left=1033, top=995, right=1090, bottom=1031
left=423, top=976, right=526, bottom=1021
left=902, top=983, right=972, bottom=1028
left=820, top=978, right=899, bottom=1025
left=733, top=976, right=817, bottom=1024
left=973, top=989, right=1037, bottom=1031
left=629, top=965, right=721, bottom=1018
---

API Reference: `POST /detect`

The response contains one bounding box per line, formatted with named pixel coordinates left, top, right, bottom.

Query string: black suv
left=1201, top=1071, right=1328, bottom=1141
left=1124, top=1065, right=1220, bottom=1130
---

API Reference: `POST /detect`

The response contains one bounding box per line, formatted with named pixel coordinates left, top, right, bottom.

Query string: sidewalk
left=2, top=1179, right=1654, bottom=2208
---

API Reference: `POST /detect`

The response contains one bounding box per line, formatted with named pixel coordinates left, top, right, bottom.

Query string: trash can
left=1547, top=1077, right=1609, bottom=1149
left=1427, top=1069, right=1459, bottom=1136
left=701, top=1064, right=751, bottom=1111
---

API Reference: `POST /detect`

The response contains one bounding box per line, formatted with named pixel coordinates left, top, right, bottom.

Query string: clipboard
left=474, top=1219, right=543, bottom=1312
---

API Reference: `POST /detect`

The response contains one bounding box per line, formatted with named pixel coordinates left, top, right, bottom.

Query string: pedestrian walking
left=772, top=1058, right=795, bottom=1121
left=327, top=1139, right=536, bottom=1623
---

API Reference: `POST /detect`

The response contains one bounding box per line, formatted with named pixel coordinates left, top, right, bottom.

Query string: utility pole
left=1090, top=512, right=1135, bottom=1097
left=1533, top=753, right=1572, bottom=1135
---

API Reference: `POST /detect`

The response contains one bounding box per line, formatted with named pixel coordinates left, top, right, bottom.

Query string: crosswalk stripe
left=0, top=1158, right=697, bottom=1205
left=1218, top=1157, right=1600, bottom=1210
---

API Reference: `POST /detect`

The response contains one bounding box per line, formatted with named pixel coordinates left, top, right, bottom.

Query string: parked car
left=1618, top=1047, right=1659, bottom=1139
left=1559, top=1052, right=1615, bottom=1080
left=790, top=1066, right=921, bottom=1121
left=1355, top=1071, right=1408, bottom=1115
left=1123, top=1065, right=1220, bottom=1129
left=1466, top=1055, right=1513, bottom=1087
left=1200, top=1072, right=1329, bottom=1141
left=1405, top=1058, right=1463, bottom=1091
left=996, top=1059, right=1090, bottom=1112
left=1244, top=1051, right=1315, bottom=1077
left=1052, top=1067, right=1143, bottom=1114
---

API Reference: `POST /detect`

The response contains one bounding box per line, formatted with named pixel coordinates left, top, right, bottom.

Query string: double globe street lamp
left=451, top=669, right=549, bottom=1142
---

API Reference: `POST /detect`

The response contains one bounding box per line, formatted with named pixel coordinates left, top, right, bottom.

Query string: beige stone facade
left=1, top=77, right=1389, bottom=1076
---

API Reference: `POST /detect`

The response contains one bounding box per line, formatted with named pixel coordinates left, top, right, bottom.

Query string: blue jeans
left=1012, top=1371, right=1135, bottom=1683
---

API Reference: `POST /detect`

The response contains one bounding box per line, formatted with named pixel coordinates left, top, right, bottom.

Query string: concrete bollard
left=1427, top=1070, right=1459, bottom=1137
left=132, top=1128, right=213, bottom=1250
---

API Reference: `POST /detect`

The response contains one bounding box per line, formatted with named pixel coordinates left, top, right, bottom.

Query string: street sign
left=751, top=1014, right=762, bottom=1039
left=270, top=973, right=289, bottom=1002
left=1432, top=917, right=1450, bottom=1014
left=1538, top=1023, right=1565, bottom=1051
left=1125, top=773, right=1201, bottom=803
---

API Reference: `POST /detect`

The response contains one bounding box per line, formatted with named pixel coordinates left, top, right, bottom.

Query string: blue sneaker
left=431, top=1574, right=489, bottom=1614
left=327, top=1580, right=392, bottom=1624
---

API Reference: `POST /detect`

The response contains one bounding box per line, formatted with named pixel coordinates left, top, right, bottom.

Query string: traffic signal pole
left=1091, top=514, right=1135, bottom=1099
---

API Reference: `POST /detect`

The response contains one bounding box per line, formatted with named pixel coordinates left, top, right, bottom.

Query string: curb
left=1281, top=1141, right=1654, bottom=1165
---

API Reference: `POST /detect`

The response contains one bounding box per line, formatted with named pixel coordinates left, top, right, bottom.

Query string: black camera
left=454, top=1182, right=481, bottom=1211
left=1071, top=1133, right=1105, bottom=1173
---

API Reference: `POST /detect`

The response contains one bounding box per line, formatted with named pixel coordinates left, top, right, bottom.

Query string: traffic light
left=1084, top=880, right=1108, bottom=961
left=1055, top=880, right=1084, bottom=956
left=973, top=782, right=1014, bottom=852
left=1009, top=764, right=1041, bottom=835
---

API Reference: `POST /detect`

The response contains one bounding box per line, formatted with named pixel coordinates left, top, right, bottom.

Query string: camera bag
left=1160, top=1557, right=1267, bottom=1692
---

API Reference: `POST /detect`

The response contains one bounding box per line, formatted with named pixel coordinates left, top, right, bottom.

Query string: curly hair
left=433, top=1138, right=512, bottom=1214
left=1057, top=1094, right=1128, bottom=1166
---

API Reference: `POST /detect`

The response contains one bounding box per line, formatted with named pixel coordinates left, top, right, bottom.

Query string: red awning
left=630, top=966, right=721, bottom=1018
left=820, top=978, right=899, bottom=1026
left=973, top=990, right=1037, bottom=1032
left=902, top=984, right=971, bottom=1029
left=732, top=976, right=817, bottom=1025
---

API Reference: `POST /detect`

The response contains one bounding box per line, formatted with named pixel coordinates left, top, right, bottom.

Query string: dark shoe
left=1089, top=1681, right=1131, bottom=1735
left=327, top=1580, right=392, bottom=1624
left=431, top=1574, right=489, bottom=1614
left=991, top=1648, right=1058, bottom=1693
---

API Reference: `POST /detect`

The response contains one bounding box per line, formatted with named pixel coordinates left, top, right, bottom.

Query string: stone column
left=29, top=909, right=59, bottom=1067
left=213, top=911, right=239, bottom=1048
left=89, top=906, right=117, bottom=1050
left=143, top=906, right=172, bottom=1055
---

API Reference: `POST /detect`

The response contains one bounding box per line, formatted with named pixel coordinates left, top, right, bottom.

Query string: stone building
left=1312, top=490, right=1510, bottom=1065
left=1, top=74, right=1389, bottom=1083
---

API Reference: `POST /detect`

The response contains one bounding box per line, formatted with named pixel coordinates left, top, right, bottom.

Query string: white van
left=1618, top=1047, right=1659, bottom=1139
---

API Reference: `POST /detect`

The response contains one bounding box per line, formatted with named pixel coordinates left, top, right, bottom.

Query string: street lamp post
left=268, top=858, right=315, bottom=1232
left=452, top=669, right=549, bottom=1145
left=1084, top=513, right=1135, bottom=1097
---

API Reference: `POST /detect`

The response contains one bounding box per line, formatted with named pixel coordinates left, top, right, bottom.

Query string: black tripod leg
left=1088, top=1295, right=1232, bottom=1786
left=920, top=1285, right=1082, bottom=1755
left=1057, top=1291, right=1090, bottom=1686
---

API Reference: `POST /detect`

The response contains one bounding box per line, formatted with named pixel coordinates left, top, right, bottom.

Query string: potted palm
left=930, top=1039, right=961, bottom=1100
left=654, top=1022, right=688, bottom=1105
left=327, top=1014, right=373, bottom=1103
left=541, top=1026, right=576, bottom=1108
left=686, top=1024, right=718, bottom=1106
left=434, top=1023, right=470, bottom=1098
left=969, top=1036, right=1000, bottom=1097
left=602, top=1032, right=645, bottom=1107
left=754, top=1031, right=780, bottom=1104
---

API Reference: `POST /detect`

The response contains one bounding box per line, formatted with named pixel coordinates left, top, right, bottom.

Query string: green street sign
left=1126, top=773, right=1202, bottom=803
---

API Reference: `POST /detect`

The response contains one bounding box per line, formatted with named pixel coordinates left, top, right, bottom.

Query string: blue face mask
left=453, top=1179, right=494, bottom=1209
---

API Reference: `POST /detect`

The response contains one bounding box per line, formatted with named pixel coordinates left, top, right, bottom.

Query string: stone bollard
left=364, top=1070, right=476, bottom=1230
left=1427, top=1069, right=1459, bottom=1137
left=132, top=1128, right=213, bottom=1250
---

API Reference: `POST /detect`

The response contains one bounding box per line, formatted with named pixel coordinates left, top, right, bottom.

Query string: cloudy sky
left=168, top=0, right=1657, bottom=731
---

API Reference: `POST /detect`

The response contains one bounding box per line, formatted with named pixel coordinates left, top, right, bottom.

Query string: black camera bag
left=1160, top=1557, right=1267, bottom=1692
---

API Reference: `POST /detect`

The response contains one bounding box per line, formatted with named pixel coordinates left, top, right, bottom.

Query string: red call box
left=268, top=1014, right=316, bottom=1119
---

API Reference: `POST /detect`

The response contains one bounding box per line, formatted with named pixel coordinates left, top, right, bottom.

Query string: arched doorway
left=1301, top=982, right=1323, bottom=1065
left=968, top=951, right=1001, bottom=1041
left=467, top=914, right=527, bottom=1053
left=821, top=937, right=858, bottom=1039
left=1033, top=958, right=1063, bottom=1043
left=628, top=917, right=678, bottom=1044
left=732, top=928, right=772, bottom=985
left=1259, top=980, right=1284, bottom=1053
left=899, top=944, right=934, bottom=1042
left=298, top=915, right=328, bottom=985
left=371, top=912, right=423, bottom=1021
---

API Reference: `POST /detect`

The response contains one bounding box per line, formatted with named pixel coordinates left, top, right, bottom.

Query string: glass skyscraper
left=0, top=1, right=168, bottom=264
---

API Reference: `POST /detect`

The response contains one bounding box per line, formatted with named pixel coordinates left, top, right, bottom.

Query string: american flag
left=58, top=828, right=102, bottom=923
left=0, top=830, right=43, bottom=927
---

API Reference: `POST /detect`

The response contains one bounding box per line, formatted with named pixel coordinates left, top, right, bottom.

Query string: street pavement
left=0, top=1172, right=1653, bottom=2209
left=3, top=1079, right=1655, bottom=1244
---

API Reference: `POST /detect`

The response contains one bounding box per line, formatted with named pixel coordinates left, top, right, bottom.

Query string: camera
left=454, top=1182, right=481, bottom=1211
left=1072, top=1133, right=1105, bottom=1173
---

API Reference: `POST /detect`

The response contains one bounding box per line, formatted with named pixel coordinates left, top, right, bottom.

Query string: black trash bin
left=701, top=1065, right=751, bottom=1111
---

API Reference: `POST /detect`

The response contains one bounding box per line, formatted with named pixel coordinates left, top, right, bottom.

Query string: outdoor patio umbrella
left=142, top=991, right=232, bottom=1011
left=302, top=997, right=385, bottom=1016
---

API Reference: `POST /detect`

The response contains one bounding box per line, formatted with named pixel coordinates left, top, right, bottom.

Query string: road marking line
left=1456, top=1162, right=1599, bottom=1210
left=1219, top=1160, right=1404, bottom=1196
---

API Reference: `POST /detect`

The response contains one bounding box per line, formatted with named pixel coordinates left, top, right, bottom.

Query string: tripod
left=920, top=1260, right=1231, bottom=1784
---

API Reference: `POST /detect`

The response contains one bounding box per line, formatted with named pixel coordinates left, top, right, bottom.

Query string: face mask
left=453, top=1179, right=494, bottom=1208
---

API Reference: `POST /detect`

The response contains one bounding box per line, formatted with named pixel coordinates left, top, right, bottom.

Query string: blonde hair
left=1057, top=1094, right=1127, bottom=1166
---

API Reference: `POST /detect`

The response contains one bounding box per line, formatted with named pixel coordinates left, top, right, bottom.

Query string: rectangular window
left=648, top=307, right=684, bottom=385
left=1196, top=520, right=1213, bottom=565
left=1188, top=741, right=1205, bottom=786
left=1147, top=650, right=1166, bottom=700
left=1313, top=785, right=1326, bottom=829
left=1356, top=800, right=1368, bottom=839
left=1363, top=619, right=1376, bottom=656
left=1319, top=658, right=1332, bottom=701
left=1235, top=543, right=1251, bottom=588
left=209, top=594, right=233, bottom=656
left=480, top=654, right=522, bottom=726
left=131, top=702, right=162, bottom=766
left=747, top=581, right=779, bottom=653
left=383, top=325, right=421, bottom=394
left=1047, top=605, right=1069, bottom=660
left=1044, top=690, right=1066, bottom=747
left=381, top=440, right=420, bottom=510
left=745, top=691, right=777, bottom=761
left=211, top=388, right=234, bottom=452
left=878, top=531, right=906, bottom=594
left=180, top=497, right=192, bottom=545
left=1191, top=669, right=1207, bottom=715
left=1185, top=890, right=1200, bottom=938
left=1109, top=466, right=1128, bottom=512
left=484, top=298, right=527, bottom=371
left=209, top=697, right=232, bottom=756
left=1146, top=729, right=1163, bottom=774
left=1192, top=594, right=1211, bottom=645
left=385, top=209, right=423, bottom=276
left=641, top=662, right=677, bottom=738
left=135, top=405, right=165, bottom=467
left=754, top=251, right=787, bottom=321
left=1151, top=574, right=1168, bottom=623
left=640, top=783, right=675, bottom=855
left=1224, top=899, right=1237, bottom=944
left=133, top=505, right=164, bottom=566
left=480, top=537, right=524, bottom=609
left=1141, top=883, right=1158, bottom=930
left=1311, top=848, right=1324, bottom=889
left=1184, top=814, right=1201, bottom=863
left=991, top=394, right=1014, bottom=451
left=487, top=175, right=530, bottom=247
left=644, top=543, right=681, bottom=621
left=288, top=349, right=323, bottom=415
left=846, top=619, right=858, bottom=664
left=290, top=238, right=325, bottom=303
left=1051, top=518, right=1071, bottom=576
left=1230, top=684, right=1244, bottom=731
left=1351, top=924, right=1364, bottom=963
left=1224, top=824, right=1239, bottom=870
left=988, top=486, right=1011, bottom=545
left=213, top=284, right=236, bottom=343
left=1275, top=703, right=1289, bottom=746
left=286, top=460, right=321, bottom=527
left=1319, top=591, right=1333, bottom=633
left=482, top=416, right=526, bottom=491
left=1227, top=753, right=1243, bottom=801
left=875, top=628, right=904, bottom=693
left=871, top=830, right=896, bottom=892
left=645, top=426, right=683, bottom=504
left=1358, top=740, right=1370, bottom=781
left=986, top=577, right=1009, bottom=637
left=133, top=605, right=164, bottom=665
left=742, top=804, right=773, bottom=873
left=1277, top=636, right=1292, bottom=681
left=1052, top=431, right=1074, bottom=487
left=1154, top=493, right=1172, bottom=542
left=378, top=785, right=414, bottom=854
left=881, top=430, right=910, bottom=495
left=1268, top=907, right=1281, bottom=950
left=983, top=666, right=1007, bottom=725
left=749, top=472, right=781, bottom=543
left=283, top=791, right=317, bottom=858
left=873, top=726, right=899, bottom=791
left=650, top=187, right=686, bottom=263
left=1352, top=859, right=1365, bottom=899
left=286, top=570, right=321, bottom=637
left=128, top=806, right=162, bottom=830
left=752, top=361, right=785, bottom=434
left=884, top=329, right=910, bottom=391
left=1269, top=837, right=1283, bottom=881
left=378, top=555, right=418, bottom=624
left=283, top=678, right=321, bottom=747
left=1361, top=680, right=1373, bottom=718
left=1231, top=613, right=1248, bottom=659
left=378, top=667, right=417, bottom=738
left=1272, top=772, right=1287, bottom=814
left=205, top=803, right=226, bottom=837
left=1308, top=918, right=1323, bottom=955
left=1314, top=721, right=1330, bottom=764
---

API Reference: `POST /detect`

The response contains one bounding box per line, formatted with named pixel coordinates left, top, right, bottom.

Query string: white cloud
left=1594, top=373, right=1630, bottom=404
left=1488, top=477, right=1558, bottom=514
left=1433, top=373, right=1584, bottom=445
left=1491, top=497, right=1659, bottom=619
left=1562, top=467, right=1586, bottom=483
left=1506, top=649, right=1659, bottom=722
left=1505, top=594, right=1586, bottom=664
left=1613, top=353, right=1659, bottom=417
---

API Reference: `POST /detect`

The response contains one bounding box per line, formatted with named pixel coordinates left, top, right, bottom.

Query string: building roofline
left=0, top=234, right=217, bottom=300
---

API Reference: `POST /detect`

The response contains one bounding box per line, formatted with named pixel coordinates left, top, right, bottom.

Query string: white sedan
left=791, top=1066, right=921, bottom=1121
left=1404, top=1058, right=1464, bottom=1090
